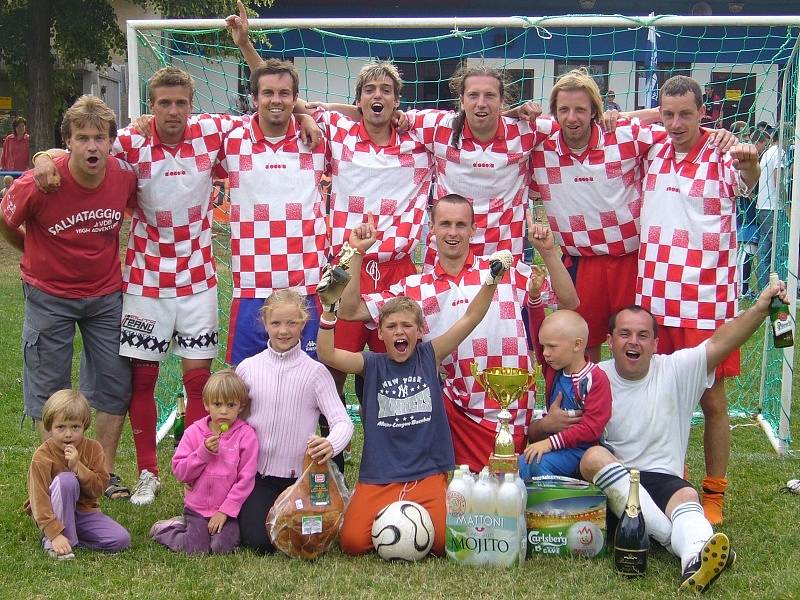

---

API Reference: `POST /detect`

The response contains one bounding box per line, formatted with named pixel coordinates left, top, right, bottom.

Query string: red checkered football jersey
left=363, top=255, right=535, bottom=437
left=530, top=120, right=667, bottom=257
left=315, top=109, right=434, bottom=262
left=409, top=111, right=555, bottom=266
left=216, top=115, right=328, bottom=298
left=637, top=130, right=741, bottom=329
left=114, top=114, right=243, bottom=297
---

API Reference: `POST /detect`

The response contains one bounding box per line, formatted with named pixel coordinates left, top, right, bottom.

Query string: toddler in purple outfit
left=25, top=390, right=130, bottom=560
left=150, top=369, right=258, bottom=554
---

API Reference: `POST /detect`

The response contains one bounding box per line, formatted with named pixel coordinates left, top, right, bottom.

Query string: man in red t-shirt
left=0, top=116, right=30, bottom=171
left=0, top=96, right=137, bottom=497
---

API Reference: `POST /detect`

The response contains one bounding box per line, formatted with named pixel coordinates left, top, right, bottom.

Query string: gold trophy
left=470, top=364, right=536, bottom=474
left=337, top=242, right=359, bottom=270
left=317, top=243, right=360, bottom=311
left=530, top=197, right=549, bottom=227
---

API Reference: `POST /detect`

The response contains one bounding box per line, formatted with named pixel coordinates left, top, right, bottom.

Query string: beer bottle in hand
left=769, top=273, right=794, bottom=349
left=614, top=469, right=649, bottom=576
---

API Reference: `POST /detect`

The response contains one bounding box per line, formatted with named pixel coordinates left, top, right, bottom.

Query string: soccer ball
left=371, top=501, right=434, bottom=561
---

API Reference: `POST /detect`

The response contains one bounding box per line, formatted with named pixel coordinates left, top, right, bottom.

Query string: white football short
left=119, top=287, right=219, bottom=362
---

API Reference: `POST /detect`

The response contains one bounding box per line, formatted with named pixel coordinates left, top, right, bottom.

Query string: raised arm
left=431, top=250, right=512, bottom=364
left=729, top=142, right=761, bottom=191
left=226, top=0, right=263, bottom=73
left=315, top=219, right=378, bottom=373
left=316, top=304, right=366, bottom=375
left=336, top=214, right=378, bottom=322
left=527, top=210, right=579, bottom=310
left=705, top=280, right=788, bottom=374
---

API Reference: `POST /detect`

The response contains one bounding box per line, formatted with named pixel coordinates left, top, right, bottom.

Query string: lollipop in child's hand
left=219, top=423, right=230, bottom=434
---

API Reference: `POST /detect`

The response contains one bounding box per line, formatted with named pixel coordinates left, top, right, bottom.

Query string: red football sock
left=130, top=360, right=160, bottom=476
left=184, top=367, right=210, bottom=425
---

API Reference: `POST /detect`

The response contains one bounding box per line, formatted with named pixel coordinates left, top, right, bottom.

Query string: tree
left=0, top=0, right=271, bottom=152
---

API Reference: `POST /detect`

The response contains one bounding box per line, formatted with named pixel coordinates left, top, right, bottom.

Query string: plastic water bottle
left=447, top=469, right=472, bottom=515
left=471, top=467, right=498, bottom=514
left=496, top=473, right=522, bottom=517
left=514, top=474, right=528, bottom=509
left=514, top=474, right=529, bottom=562
left=459, top=464, right=475, bottom=496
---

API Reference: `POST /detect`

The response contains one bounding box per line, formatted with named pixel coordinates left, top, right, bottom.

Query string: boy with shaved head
left=519, top=281, right=612, bottom=479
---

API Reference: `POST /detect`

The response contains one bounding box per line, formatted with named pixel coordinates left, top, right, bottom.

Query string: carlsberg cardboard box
left=525, top=476, right=607, bottom=558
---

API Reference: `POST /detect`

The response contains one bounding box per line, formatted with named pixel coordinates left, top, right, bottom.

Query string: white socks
left=593, top=462, right=673, bottom=548
left=670, top=501, right=714, bottom=571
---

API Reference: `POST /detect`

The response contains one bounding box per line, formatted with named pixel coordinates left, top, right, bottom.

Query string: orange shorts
left=657, top=326, right=741, bottom=378
left=339, top=473, right=448, bottom=556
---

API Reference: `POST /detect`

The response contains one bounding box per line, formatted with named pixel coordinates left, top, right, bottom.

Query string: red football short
left=657, top=325, right=741, bottom=378
left=573, top=252, right=638, bottom=347
left=334, top=256, right=417, bottom=352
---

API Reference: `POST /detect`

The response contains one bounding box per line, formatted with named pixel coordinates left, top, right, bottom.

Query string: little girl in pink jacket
left=150, top=370, right=258, bottom=554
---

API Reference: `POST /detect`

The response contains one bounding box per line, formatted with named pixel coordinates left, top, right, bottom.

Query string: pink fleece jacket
left=171, top=417, right=258, bottom=518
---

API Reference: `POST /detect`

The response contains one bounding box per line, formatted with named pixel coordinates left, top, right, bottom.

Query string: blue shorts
left=226, top=295, right=321, bottom=365
left=518, top=446, right=587, bottom=479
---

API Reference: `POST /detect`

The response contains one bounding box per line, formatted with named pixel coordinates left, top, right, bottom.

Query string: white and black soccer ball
left=371, top=500, right=434, bottom=561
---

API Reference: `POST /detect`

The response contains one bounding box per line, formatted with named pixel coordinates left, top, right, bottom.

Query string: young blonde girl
left=234, top=289, right=354, bottom=553
left=26, top=390, right=130, bottom=560
left=150, top=369, right=258, bottom=554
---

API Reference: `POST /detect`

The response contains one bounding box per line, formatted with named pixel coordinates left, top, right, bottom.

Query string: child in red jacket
left=520, top=267, right=612, bottom=479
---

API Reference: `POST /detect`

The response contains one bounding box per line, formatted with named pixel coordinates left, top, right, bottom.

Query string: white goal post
left=126, top=14, right=800, bottom=453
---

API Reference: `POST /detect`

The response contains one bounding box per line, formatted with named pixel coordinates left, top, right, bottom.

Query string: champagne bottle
left=173, top=394, right=186, bottom=447
left=769, top=272, right=794, bottom=349
left=613, top=469, right=649, bottom=577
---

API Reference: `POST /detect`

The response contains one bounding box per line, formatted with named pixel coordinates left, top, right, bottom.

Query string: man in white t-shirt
left=577, top=280, right=788, bottom=593
left=754, top=128, right=783, bottom=291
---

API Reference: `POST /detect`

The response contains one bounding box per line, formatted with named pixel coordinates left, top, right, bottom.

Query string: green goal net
left=128, top=15, right=799, bottom=452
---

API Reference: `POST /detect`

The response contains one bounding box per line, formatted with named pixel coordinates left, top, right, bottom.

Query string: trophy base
left=489, top=453, right=519, bottom=475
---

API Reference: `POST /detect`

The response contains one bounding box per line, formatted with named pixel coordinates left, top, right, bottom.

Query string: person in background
left=604, top=90, right=620, bottom=112
left=0, top=116, right=30, bottom=171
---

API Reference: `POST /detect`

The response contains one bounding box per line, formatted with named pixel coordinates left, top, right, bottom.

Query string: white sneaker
left=783, top=479, right=800, bottom=494
left=130, top=469, right=161, bottom=506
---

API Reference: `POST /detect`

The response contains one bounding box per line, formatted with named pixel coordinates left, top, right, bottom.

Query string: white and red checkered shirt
left=114, top=114, right=242, bottom=297
left=363, top=253, right=535, bottom=438
left=409, top=111, right=555, bottom=265
left=530, top=120, right=667, bottom=257
left=315, top=109, right=433, bottom=263
left=637, top=131, right=741, bottom=329
left=216, top=115, right=328, bottom=298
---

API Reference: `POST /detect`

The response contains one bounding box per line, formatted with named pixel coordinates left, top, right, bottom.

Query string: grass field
left=1, top=237, right=799, bottom=600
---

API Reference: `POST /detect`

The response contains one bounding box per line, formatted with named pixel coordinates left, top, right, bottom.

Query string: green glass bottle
left=769, top=273, right=794, bottom=349
left=613, top=469, right=649, bottom=577
left=173, top=394, right=186, bottom=447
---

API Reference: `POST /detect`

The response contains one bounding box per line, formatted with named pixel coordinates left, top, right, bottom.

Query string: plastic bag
left=266, top=455, right=351, bottom=560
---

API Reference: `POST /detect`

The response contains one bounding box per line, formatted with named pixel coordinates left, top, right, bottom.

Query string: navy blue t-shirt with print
left=358, top=341, right=455, bottom=484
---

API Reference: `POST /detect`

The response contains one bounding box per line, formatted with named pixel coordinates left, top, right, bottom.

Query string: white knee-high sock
left=670, top=501, right=714, bottom=571
left=593, top=462, right=673, bottom=548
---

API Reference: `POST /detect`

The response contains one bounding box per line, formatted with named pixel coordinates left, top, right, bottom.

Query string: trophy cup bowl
left=470, top=364, right=536, bottom=474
